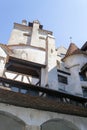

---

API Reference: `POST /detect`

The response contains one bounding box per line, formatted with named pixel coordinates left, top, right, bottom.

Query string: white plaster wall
left=47, top=36, right=59, bottom=90
left=7, top=21, right=59, bottom=90
left=56, top=46, right=67, bottom=57
left=30, top=21, right=47, bottom=49
left=39, top=38, right=46, bottom=49
left=64, top=54, right=87, bottom=69
left=8, top=29, right=31, bottom=45
left=41, top=68, right=48, bottom=87
left=11, top=47, right=46, bottom=65
left=8, top=22, right=48, bottom=49
left=69, top=65, right=82, bottom=95
left=6, top=20, right=87, bottom=95
left=0, top=47, right=7, bottom=76
left=9, top=35, right=59, bottom=89
left=30, top=22, right=39, bottom=47
left=0, top=103, right=87, bottom=130
left=64, top=54, right=87, bottom=95
left=0, top=61, right=5, bottom=76
left=0, top=47, right=7, bottom=58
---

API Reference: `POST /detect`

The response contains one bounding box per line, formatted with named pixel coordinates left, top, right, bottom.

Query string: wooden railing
left=0, top=77, right=87, bottom=108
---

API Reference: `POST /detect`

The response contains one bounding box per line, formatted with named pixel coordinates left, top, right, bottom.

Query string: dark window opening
left=58, top=74, right=68, bottom=84
left=79, top=72, right=87, bottom=81
left=60, top=53, right=65, bottom=58
left=82, top=87, right=87, bottom=97
left=57, top=69, right=71, bottom=75
left=28, top=22, right=43, bottom=29
left=28, top=22, right=33, bottom=27
left=11, top=86, right=19, bottom=93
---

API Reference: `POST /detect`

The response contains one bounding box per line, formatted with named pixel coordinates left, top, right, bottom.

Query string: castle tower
left=0, top=20, right=86, bottom=130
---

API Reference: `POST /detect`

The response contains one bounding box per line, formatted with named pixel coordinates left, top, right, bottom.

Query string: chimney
left=22, top=19, right=27, bottom=25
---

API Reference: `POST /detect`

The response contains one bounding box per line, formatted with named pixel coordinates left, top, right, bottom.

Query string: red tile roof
left=65, top=43, right=79, bottom=56
left=62, top=43, right=87, bottom=61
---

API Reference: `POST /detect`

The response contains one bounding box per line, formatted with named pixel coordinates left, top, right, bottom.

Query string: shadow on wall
left=47, top=66, right=58, bottom=90
left=41, top=119, right=80, bottom=130
left=0, top=111, right=26, bottom=130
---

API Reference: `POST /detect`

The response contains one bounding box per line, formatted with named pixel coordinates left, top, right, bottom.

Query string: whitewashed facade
left=0, top=20, right=87, bottom=130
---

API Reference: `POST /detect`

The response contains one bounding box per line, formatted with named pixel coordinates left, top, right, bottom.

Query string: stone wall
left=0, top=102, right=87, bottom=130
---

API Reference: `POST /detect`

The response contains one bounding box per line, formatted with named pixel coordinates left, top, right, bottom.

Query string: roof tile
left=65, top=43, right=79, bottom=57
left=62, top=43, right=87, bottom=61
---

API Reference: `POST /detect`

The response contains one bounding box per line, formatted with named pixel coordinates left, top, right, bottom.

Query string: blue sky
left=0, top=0, right=87, bottom=48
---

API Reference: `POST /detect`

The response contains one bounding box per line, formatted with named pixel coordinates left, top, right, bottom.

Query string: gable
left=0, top=47, right=7, bottom=58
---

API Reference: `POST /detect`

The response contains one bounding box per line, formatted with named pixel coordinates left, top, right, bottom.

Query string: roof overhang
left=81, top=42, right=87, bottom=51
left=0, top=77, right=87, bottom=117
left=5, top=56, right=46, bottom=78
left=81, top=63, right=87, bottom=73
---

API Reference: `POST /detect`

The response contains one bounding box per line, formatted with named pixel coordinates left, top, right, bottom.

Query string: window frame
left=82, top=87, right=87, bottom=97
left=58, top=74, right=68, bottom=84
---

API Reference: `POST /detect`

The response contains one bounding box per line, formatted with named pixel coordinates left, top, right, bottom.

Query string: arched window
left=41, top=119, right=80, bottom=130
left=0, top=111, right=25, bottom=130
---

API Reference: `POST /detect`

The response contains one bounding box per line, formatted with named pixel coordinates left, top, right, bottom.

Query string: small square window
left=58, top=74, right=68, bottom=84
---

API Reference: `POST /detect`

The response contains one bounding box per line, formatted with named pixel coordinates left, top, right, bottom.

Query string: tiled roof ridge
left=62, top=43, right=87, bottom=61
left=0, top=43, right=13, bottom=55
left=65, top=43, right=79, bottom=57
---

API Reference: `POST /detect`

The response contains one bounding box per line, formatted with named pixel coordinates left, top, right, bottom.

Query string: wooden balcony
left=0, top=77, right=87, bottom=117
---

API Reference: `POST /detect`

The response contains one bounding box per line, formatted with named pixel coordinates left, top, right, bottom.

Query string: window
left=82, top=87, right=87, bottom=97
left=11, top=86, right=19, bottom=92
left=79, top=72, right=87, bottom=81
left=60, top=53, right=65, bottom=58
left=58, top=74, right=68, bottom=84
